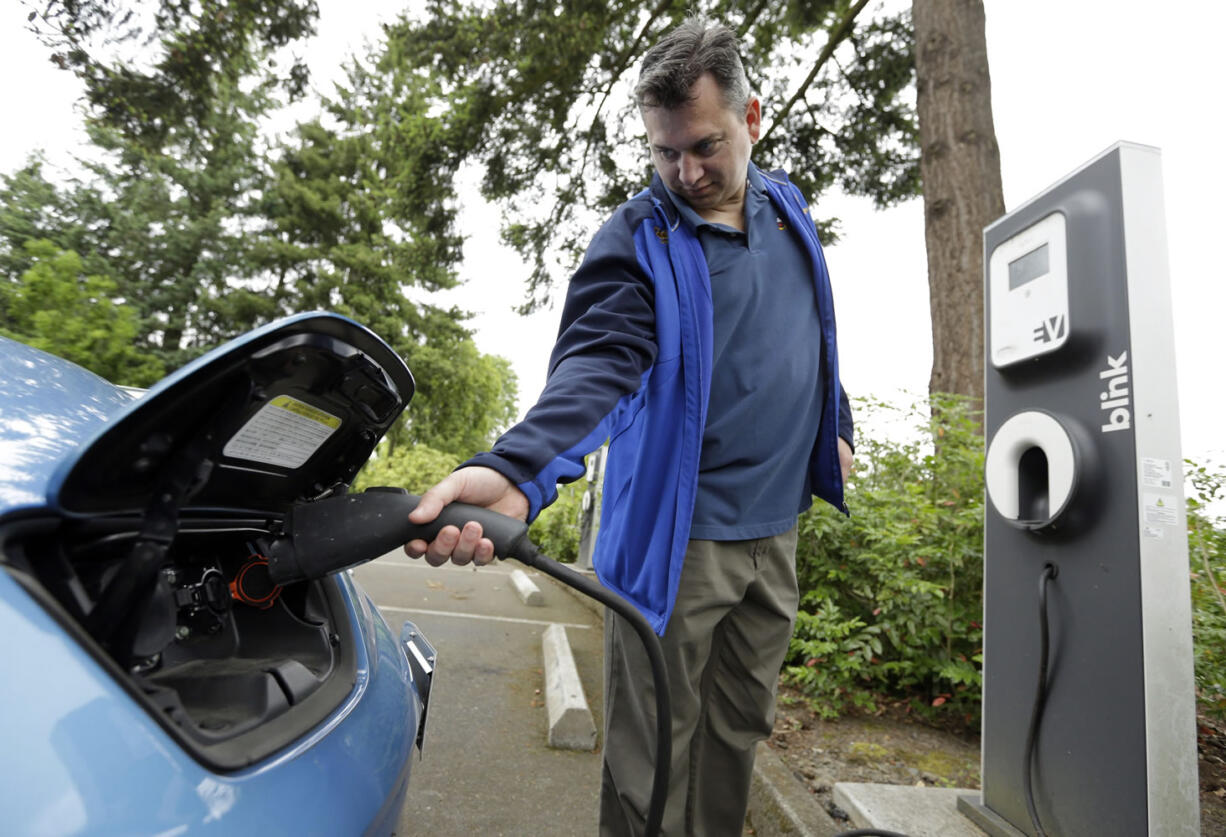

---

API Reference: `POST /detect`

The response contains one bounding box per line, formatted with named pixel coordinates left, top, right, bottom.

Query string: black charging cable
left=1022, top=563, right=1058, bottom=837
left=509, top=541, right=673, bottom=837
left=828, top=565, right=1059, bottom=837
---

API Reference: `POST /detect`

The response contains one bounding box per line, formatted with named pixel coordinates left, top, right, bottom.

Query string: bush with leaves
left=352, top=444, right=461, bottom=497
left=1187, top=460, right=1226, bottom=719
left=786, top=395, right=1226, bottom=729
left=527, top=479, right=589, bottom=565
left=786, top=394, right=985, bottom=723
left=0, top=240, right=163, bottom=386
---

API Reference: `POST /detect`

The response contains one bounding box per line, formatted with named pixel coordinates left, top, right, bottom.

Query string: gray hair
left=635, top=17, right=751, bottom=114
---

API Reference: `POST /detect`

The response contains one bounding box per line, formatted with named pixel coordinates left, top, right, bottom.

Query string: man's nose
left=678, top=153, right=702, bottom=186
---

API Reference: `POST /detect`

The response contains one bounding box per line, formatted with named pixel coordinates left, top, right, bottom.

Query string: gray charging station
left=959, top=143, right=1199, bottom=836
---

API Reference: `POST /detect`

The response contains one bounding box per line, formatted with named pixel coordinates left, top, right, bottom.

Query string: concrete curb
left=538, top=570, right=838, bottom=835
left=509, top=567, right=545, bottom=606
left=748, top=743, right=842, bottom=836
left=833, top=783, right=986, bottom=837
left=542, top=623, right=597, bottom=750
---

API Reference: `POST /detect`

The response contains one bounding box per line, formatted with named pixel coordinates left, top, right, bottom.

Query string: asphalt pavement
left=351, top=556, right=605, bottom=836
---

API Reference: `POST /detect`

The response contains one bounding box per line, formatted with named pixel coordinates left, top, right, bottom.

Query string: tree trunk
left=912, top=0, right=1004, bottom=403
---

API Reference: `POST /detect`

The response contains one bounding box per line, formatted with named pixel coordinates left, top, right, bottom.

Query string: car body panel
left=0, top=555, right=423, bottom=835
left=0, top=337, right=136, bottom=513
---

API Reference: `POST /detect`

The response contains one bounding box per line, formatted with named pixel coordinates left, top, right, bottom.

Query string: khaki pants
left=599, top=529, right=800, bottom=836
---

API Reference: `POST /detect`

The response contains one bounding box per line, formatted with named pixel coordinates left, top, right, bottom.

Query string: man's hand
left=838, top=437, right=854, bottom=484
left=404, top=466, right=529, bottom=567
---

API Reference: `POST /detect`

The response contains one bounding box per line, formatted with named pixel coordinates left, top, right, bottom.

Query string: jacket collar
left=648, top=172, right=680, bottom=229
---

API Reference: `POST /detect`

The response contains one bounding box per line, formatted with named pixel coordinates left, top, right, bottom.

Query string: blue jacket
left=468, top=165, right=852, bottom=634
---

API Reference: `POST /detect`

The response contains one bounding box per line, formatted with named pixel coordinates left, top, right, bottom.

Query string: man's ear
left=746, top=97, right=762, bottom=143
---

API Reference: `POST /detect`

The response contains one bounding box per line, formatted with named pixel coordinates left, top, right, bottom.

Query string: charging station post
left=961, top=143, right=1199, bottom=836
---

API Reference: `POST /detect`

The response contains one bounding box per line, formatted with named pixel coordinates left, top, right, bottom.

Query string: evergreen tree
left=259, top=86, right=519, bottom=456
left=361, top=0, right=1008, bottom=403
left=5, top=0, right=520, bottom=455
left=80, top=80, right=276, bottom=368
left=25, top=0, right=318, bottom=153
left=366, top=0, right=920, bottom=310
left=20, top=0, right=321, bottom=367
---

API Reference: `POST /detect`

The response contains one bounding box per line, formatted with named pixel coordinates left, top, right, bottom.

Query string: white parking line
left=375, top=604, right=592, bottom=630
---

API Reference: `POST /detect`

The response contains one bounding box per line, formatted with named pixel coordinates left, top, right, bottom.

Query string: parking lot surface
left=352, top=557, right=604, bottom=836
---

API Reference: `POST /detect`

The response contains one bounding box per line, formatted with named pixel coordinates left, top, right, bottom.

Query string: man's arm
left=403, top=204, right=659, bottom=565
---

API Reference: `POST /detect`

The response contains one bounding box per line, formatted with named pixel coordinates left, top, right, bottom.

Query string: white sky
left=1, top=1, right=1222, bottom=464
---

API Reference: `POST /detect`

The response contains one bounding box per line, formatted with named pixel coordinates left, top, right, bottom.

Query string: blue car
left=0, top=313, right=435, bottom=835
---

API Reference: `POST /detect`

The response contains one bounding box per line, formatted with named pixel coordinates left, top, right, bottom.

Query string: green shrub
left=528, top=479, right=589, bottom=564
left=1188, top=461, right=1226, bottom=719
left=352, top=443, right=461, bottom=495
left=786, top=394, right=985, bottom=723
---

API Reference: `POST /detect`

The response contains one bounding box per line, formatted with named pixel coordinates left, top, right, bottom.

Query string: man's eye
left=657, top=148, right=679, bottom=162
left=697, top=141, right=716, bottom=156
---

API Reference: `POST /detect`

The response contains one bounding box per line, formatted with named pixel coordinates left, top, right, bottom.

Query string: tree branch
left=736, top=0, right=774, bottom=40
left=761, top=0, right=871, bottom=145
left=579, top=0, right=675, bottom=175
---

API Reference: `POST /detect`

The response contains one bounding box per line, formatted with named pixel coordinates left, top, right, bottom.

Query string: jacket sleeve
left=463, top=206, right=658, bottom=520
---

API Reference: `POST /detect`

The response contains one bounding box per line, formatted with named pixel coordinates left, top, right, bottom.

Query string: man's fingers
left=409, top=490, right=446, bottom=524
left=405, top=536, right=496, bottom=566
left=472, top=538, right=496, bottom=566
left=409, top=475, right=461, bottom=524
left=423, top=524, right=461, bottom=566
left=449, top=521, right=484, bottom=566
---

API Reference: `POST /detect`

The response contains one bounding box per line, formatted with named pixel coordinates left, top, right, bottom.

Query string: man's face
left=642, top=72, right=761, bottom=217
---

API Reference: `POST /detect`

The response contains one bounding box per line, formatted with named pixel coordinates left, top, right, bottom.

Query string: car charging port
left=229, top=553, right=283, bottom=610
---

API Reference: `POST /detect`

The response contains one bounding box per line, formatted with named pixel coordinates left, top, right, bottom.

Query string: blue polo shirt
left=666, top=164, right=826, bottom=541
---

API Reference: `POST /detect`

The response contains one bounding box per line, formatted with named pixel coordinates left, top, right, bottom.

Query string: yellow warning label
left=270, top=395, right=342, bottom=429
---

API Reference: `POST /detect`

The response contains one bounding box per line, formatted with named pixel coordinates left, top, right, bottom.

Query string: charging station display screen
left=1009, top=244, right=1050, bottom=290
left=989, top=212, right=1069, bottom=367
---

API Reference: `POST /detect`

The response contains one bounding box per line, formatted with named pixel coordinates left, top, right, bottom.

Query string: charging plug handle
left=266, top=489, right=532, bottom=585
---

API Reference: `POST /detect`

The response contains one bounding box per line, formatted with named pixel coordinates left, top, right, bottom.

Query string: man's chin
left=683, top=189, right=717, bottom=207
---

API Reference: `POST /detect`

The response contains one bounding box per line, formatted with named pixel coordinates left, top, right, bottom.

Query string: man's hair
left=635, top=17, right=751, bottom=113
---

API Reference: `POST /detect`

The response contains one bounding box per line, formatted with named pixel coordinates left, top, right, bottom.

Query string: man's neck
left=696, top=205, right=744, bottom=230
left=696, top=186, right=747, bottom=231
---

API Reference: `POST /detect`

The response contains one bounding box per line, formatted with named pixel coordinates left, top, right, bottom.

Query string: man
left=405, top=17, right=854, bottom=836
